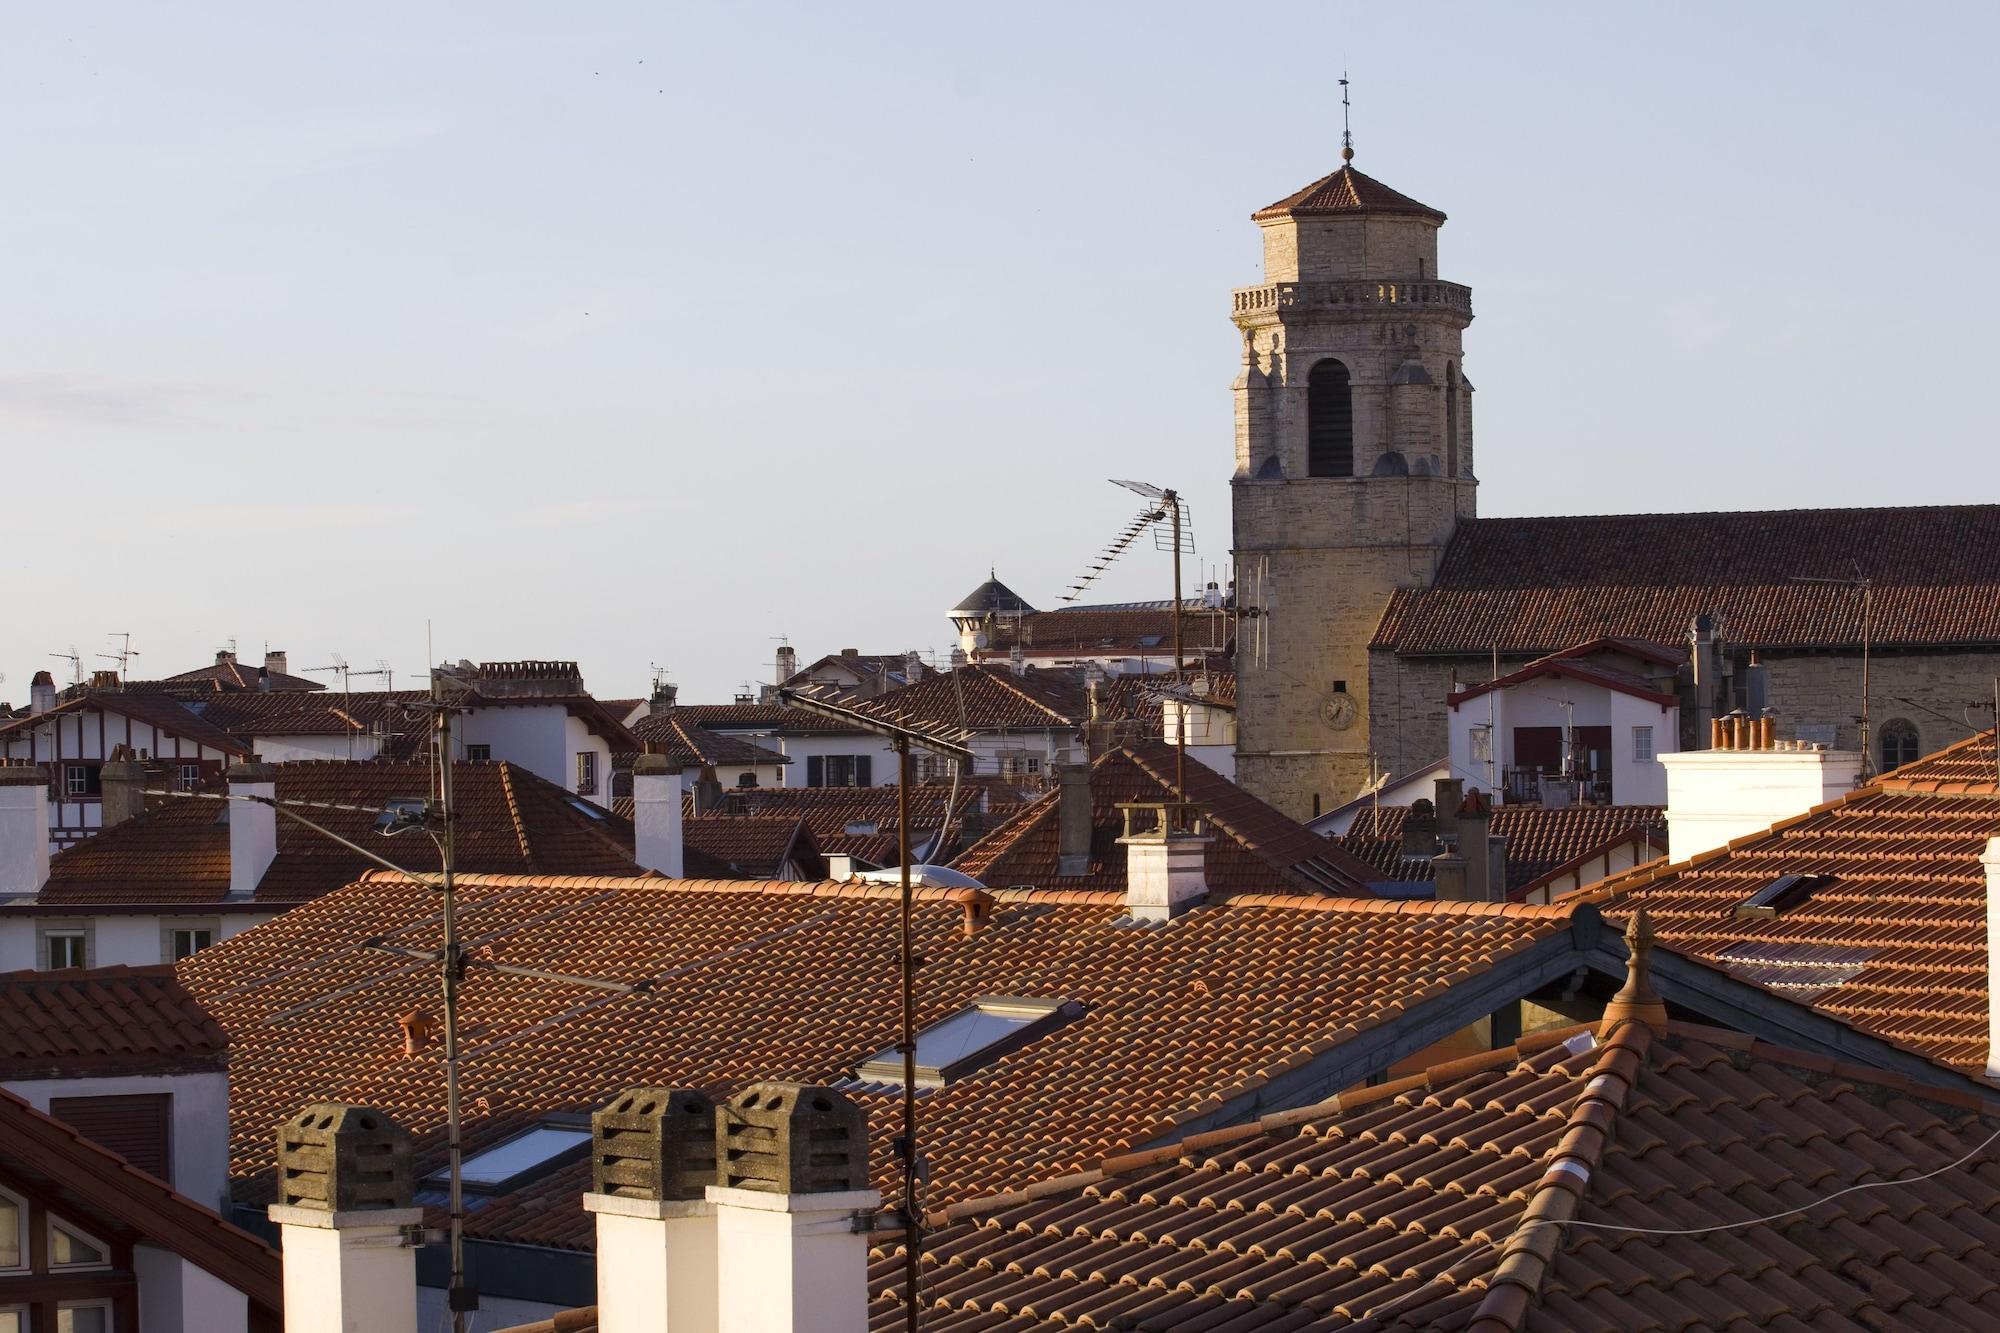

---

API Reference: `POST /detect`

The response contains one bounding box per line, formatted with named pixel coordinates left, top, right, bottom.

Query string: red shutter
left=49, top=1094, right=173, bottom=1183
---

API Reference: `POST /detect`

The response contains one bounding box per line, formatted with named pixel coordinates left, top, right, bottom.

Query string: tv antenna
left=50, top=647, right=82, bottom=688
left=1792, top=564, right=1874, bottom=781
left=97, top=633, right=140, bottom=681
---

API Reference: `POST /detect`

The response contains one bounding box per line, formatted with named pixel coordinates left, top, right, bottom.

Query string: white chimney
left=1660, top=744, right=1864, bottom=862
left=1985, top=837, right=2000, bottom=1080
left=711, top=1084, right=877, bottom=1333
left=227, top=763, right=279, bottom=897
left=29, top=671, right=57, bottom=716
left=269, top=1104, right=420, bottom=1333
left=774, top=644, right=798, bottom=688
left=633, top=755, right=685, bottom=878
left=1119, top=802, right=1209, bottom=922
left=265, top=650, right=289, bottom=678
left=0, top=767, right=52, bottom=898
left=1055, top=762, right=1092, bottom=876
left=584, top=1088, right=720, bottom=1333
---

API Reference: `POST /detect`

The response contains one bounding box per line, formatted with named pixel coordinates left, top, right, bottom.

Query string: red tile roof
left=1588, top=730, right=2000, bottom=1071
left=681, top=816, right=823, bottom=879
left=178, top=873, right=1583, bottom=1250
left=1340, top=804, right=1667, bottom=898
left=972, top=607, right=1236, bottom=662
left=628, top=713, right=791, bottom=768
left=1, top=1084, right=282, bottom=1320
left=0, top=965, right=229, bottom=1079
left=0, top=691, right=251, bottom=756
left=664, top=703, right=866, bottom=735
left=871, top=1020, right=2000, bottom=1330
left=835, top=666, right=1089, bottom=734
left=159, top=656, right=325, bottom=692
left=953, top=745, right=1380, bottom=896
left=33, top=761, right=641, bottom=906
left=1253, top=164, right=1447, bottom=222
left=1373, top=505, right=2000, bottom=655
left=689, top=783, right=995, bottom=863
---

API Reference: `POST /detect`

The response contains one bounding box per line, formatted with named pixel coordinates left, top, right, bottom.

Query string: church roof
left=1372, top=504, right=2000, bottom=656
left=951, top=575, right=1033, bottom=616
left=1253, top=164, right=1447, bottom=222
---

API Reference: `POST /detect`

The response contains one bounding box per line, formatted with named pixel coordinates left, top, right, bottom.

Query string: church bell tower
left=1230, top=141, right=1476, bottom=820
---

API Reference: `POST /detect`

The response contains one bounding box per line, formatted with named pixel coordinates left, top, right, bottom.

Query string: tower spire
left=1340, top=74, right=1354, bottom=164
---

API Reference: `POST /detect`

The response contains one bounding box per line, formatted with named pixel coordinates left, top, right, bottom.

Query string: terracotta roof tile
left=1340, top=805, right=1667, bottom=896
left=681, top=816, right=823, bottom=879
left=870, top=1023, right=2000, bottom=1329
left=953, top=745, right=1379, bottom=896
left=0, top=964, right=229, bottom=1078
left=833, top=666, right=1090, bottom=734
left=0, top=691, right=251, bottom=756
left=1252, top=165, right=1447, bottom=222
left=1372, top=506, right=2000, bottom=655
left=628, top=713, right=791, bottom=768
left=663, top=703, right=866, bottom=734
left=177, top=873, right=1579, bottom=1252
left=972, top=607, right=1236, bottom=663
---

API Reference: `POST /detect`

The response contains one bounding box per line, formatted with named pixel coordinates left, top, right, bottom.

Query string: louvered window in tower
left=1307, top=360, right=1353, bottom=477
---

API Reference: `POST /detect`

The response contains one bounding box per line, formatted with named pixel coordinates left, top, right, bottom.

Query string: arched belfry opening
left=1307, top=359, right=1354, bottom=477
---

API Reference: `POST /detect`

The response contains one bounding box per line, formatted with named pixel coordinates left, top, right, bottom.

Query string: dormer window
left=857, top=997, right=1080, bottom=1089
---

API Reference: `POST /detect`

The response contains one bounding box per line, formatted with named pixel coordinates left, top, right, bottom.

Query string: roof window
left=856, top=997, right=1079, bottom=1089
left=1734, top=873, right=1827, bottom=920
left=567, top=798, right=608, bottom=821
left=427, top=1121, right=592, bottom=1194
left=844, top=820, right=880, bottom=836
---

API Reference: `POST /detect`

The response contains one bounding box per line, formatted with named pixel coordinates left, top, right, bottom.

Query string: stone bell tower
left=1230, top=147, right=1476, bottom=820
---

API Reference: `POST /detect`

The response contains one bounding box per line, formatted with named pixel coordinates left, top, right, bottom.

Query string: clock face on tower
left=1320, top=691, right=1358, bottom=731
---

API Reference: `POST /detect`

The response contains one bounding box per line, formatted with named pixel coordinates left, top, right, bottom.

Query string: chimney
left=1399, top=798, right=1438, bottom=858
left=1118, top=802, right=1210, bottom=922
left=1433, top=849, right=1469, bottom=901
left=88, top=669, right=120, bottom=691
left=692, top=765, right=725, bottom=816
left=710, top=1083, right=877, bottom=1333
left=265, top=650, right=289, bottom=678
left=1660, top=743, right=1864, bottom=861
left=1008, top=641, right=1026, bottom=676
left=1689, top=614, right=1719, bottom=745
left=775, top=644, right=798, bottom=687
left=100, top=749, right=148, bottom=830
left=1055, top=762, right=1092, bottom=876
left=29, top=671, right=56, bottom=716
left=227, top=763, right=280, bottom=897
left=0, top=767, right=52, bottom=899
left=1985, top=837, right=2000, bottom=1080
left=1459, top=789, right=1502, bottom=903
left=1433, top=778, right=1463, bottom=842
left=633, top=755, right=685, bottom=878
left=904, top=651, right=924, bottom=685
left=583, top=1087, right=720, bottom=1333
left=650, top=681, right=680, bottom=715
left=948, top=646, right=967, bottom=668
left=268, top=1104, right=420, bottom=1333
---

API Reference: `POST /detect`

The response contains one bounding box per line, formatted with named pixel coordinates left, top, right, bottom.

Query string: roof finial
left=1340, top=73, right=1354, bottom=164
left=1599, top=906, right=1670, bottom=1038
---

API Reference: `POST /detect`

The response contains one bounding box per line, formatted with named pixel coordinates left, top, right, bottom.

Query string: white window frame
left=47, top=1214, right=113, bottom=1271
left=56, top=1298, right=115, bottom=1333
left=465, top=744, right=492, bottom=763
left=0, top=1184, right=28, bottom=1274
left=64, top=764, right=93, bottom=798
left=1632, top=725, right=1654, bottom=763
left=163, top=918, right=220, bottom=962
left=575, top=751, right=599, bottom=795
left=177, top=762, right=201, bottom=792
left=41, top=924, right=91, bottom=971
left=0, top=1304, right=27, bottom=1333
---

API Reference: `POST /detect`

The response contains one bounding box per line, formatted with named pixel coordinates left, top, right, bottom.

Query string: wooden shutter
left=49, top=1093, right=173, bottom=1183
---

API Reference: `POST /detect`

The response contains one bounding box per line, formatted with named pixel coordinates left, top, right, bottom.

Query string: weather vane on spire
left=1340, top=73, right=1354, bottom=164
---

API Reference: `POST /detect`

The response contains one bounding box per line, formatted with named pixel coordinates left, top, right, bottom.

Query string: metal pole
left=896, top=733, right=920, bottom=1333
left=434, top=676, right=472, bottom=1333
left=1168, top=491, right=1186, bottom=806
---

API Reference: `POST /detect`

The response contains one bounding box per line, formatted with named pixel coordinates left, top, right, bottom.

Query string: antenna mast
left=1340, top=73, right=1354, bottom=163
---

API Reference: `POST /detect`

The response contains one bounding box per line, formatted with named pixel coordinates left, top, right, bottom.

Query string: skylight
left=428, top=1123, right=592, bottom=1194
left=856, top=997, right=1078, bottom=1088
left=568, top=798, right=608, bottom=821
left=1733, top=873, right=1826, bottom=920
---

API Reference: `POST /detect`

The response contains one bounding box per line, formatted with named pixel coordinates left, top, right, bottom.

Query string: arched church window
left=1445, top=362, right=1460, bottom=477
left=1878, top=718, right=1920, bottom=771
left=1307, top=360, right=1353, bottom=477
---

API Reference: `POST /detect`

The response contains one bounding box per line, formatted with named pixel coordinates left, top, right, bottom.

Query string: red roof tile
left=971, top=607, right=1236, bottom=662
left=870, top=1021, right=2000, bottom=1329
left=628, top=714, right=791, bottom=768
left=158, top=656, right=325, bottom=692
left=663, top=703, right=867, bottom=734
left=833, top=666, right=1089, bottom=735
left=0, top=691, right=251, bottom=756
left=1253, top=164, right=1447, bottom=222
left=682, top=817, right=823, bottom=879
left=1373, top=505, right=2000, bottom=655
left=0, top=964, right=228, bottom=1078
left=953, top=745, right=1380, bottom=896
left=33, top=761, right=641, bottom=906
left=177, top=873, right=1580, bottom=1251
left=1340, top=804, right=1667, bottom=897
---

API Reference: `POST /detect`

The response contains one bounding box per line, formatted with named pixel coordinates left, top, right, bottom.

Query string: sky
left=4, top=3, right=1996, bottom=703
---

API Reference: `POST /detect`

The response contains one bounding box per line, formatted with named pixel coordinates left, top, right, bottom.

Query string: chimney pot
left=955, top=887, right=995, bottom=937
left=273, top=1103, right=413, bottom=1212
left=592, top=1087, right=718, bottom=1201
left=715, top=1082, right=868, bottom=1194
left=28, top=672, right=56, bottom=716
left=1433, top=779, right=1463, bottom=839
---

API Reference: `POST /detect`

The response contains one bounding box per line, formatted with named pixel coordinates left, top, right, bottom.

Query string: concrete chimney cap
left=227, top=761, right=282, bottom=783
left=717, top=1081, right=869, bottom=1194
left=591, top=1086, right=717, bottom=1202
left=0, top=766, right=50, bottom=787
left=274, top=1102, right=414, bottom=1212
left=632, top=754, right=677, bottom=776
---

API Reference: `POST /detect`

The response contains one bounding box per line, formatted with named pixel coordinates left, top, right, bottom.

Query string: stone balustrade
left=1232, top=279, right=1474, bottom=318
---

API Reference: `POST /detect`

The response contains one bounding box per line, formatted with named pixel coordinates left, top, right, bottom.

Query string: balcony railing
left=1231, top=279, right=1474, bottom=318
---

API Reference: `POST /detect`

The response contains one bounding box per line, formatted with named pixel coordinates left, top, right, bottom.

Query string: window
left=64, top=764, right=102, bottom=798
left=466, top=744, right=492, bottom=763
left=808, top=755, right=873, bottom=788
left=0, top=1307, right=23, bottom=1333
left=1632, top=725, right=1655, bottom=763
left=170, top=927, right=214, bottom=961
left=45, top=929, right=87, bottom=970
left=432, top=1124, right=592, bottom=1194
left=856, top=997, right=1080, bottom=1089
left=49, top=1218, right=109, bottom=1268
left=1306, top=359, right=1354, bottom=477
left=575, top=751, right=599, bottom=796
left=0, top=1187, right=22, bottom=1271
left=58, top=1304, right=111, bottom=1333
left=1879, top=718, right=1920, bottom=771
left=1445, top=361, right=1461, bottom=476
left=177, top=763, right=201, bottom=792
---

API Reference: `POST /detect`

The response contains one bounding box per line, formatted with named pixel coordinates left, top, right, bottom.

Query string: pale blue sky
left=4, top=3, right=1994, bottom=702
